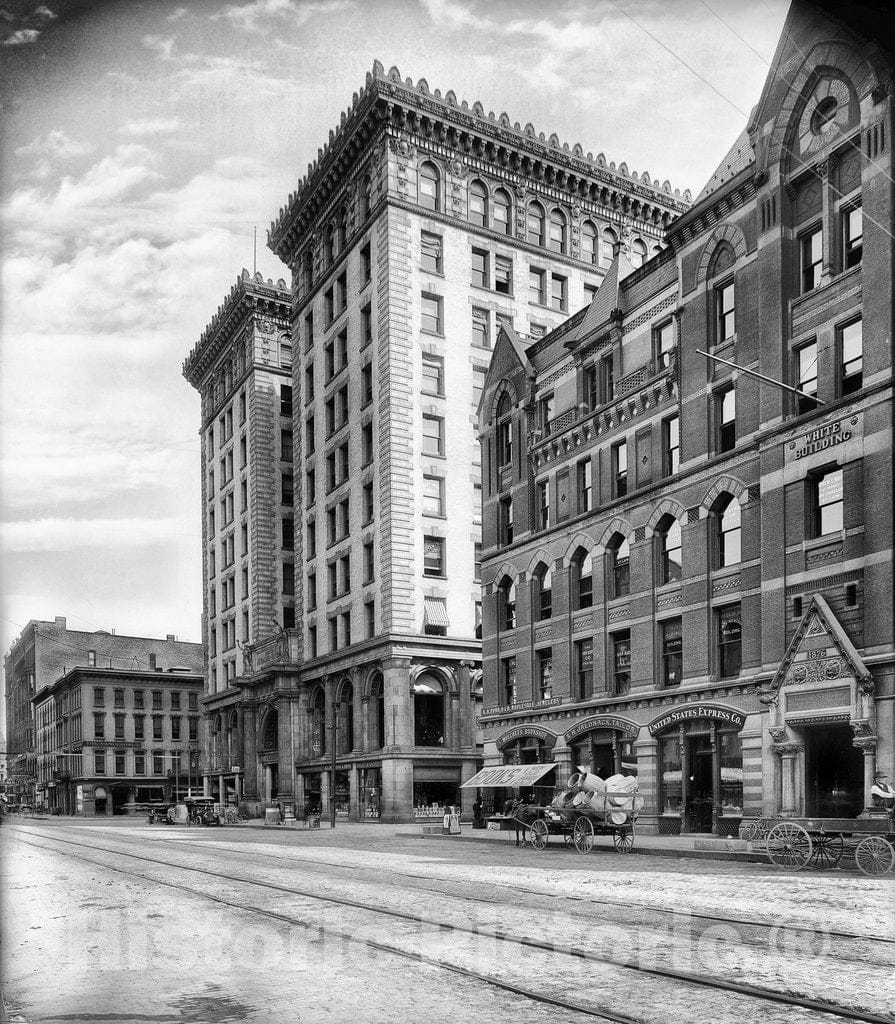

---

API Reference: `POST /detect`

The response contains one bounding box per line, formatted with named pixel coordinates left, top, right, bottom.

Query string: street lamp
left=330, top=701, right=339, bottom=829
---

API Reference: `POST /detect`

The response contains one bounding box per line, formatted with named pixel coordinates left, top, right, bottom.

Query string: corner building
left=204, top=62, right=687, bottom=823
left=479, top=3, right=894, bottom=835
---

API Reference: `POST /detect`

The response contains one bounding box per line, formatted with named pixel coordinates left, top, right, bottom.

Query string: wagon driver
left=870, top=770, right=895, bottom=818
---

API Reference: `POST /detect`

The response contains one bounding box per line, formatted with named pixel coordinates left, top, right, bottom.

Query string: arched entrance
left=93, top=785, right=108, bottom=816
left=259, top=707, right=279, bottom=804
left=490, top=727, right=558, bottom=812
left=413, top=673, right=444, bottom=747
left=565, top=716, right=640, bottom=780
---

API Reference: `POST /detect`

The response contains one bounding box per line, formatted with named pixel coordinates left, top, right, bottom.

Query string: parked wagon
left=765, top=816, right=895, bottom=875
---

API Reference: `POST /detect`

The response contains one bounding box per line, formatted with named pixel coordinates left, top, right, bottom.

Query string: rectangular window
left=134, top=690, right=144, bottom=710
left=421, top=232, right=442, bottom=274
left=613, top=440, right=628, bottom=497
left=95, top=750, right=106, bottom=774
left=537, top=479, right=549, bottom=530
left=422, top=415, right=444, bottom=457
left=305, top=415, right=315, bottom=455
left=308, top=624, right=318, bottom=659
left=472, top=307, right=490, bottom=349
left=536, top=392, right=553, bottom=434
left=502, top=656, right=517, bottom=705
left=537, top=647, right=553, bottom=699
left=304, top=312, right=314, bottom=352
left=134, top=750, right=145, bottom=775
left=471, top=248, right=489, bottom=288
left=423, top=475, right=445, bottom=516
left=423, top=536, right=445, bottom=576
left=800, top=226, right=823, bottom=293
left=421, top=293, right=442, bottom=334
left=717, top=604, right=742, bottom=678
left=188, top=718, right=198, bottom=742
left=361, top=242, right=372, bottom=283
left=282, top=473, right=294, bottom=505
left=494, top=256, right=512, bottom=295
left=600, top=356, right=615, bottom=404
left=661, top=618, right=683, bottom=687
left=113, top=688, right=124, bottom=709
left=281, top=428, right=293, bottom=463
left=363, top=541, right=374, bottom=583
left=550, top=273, right=567, bottom=312
left=583, top=364, right=598, bottom=411
left=716, top=280, right=735, bottom=341
left=574, top=638, right=593, bottom=700
left=152, top=691, right=162, bottom=710
left=842, top=203, right=862, bottom=269
left=577, top=459, right=592, bottom=512
left=188, top=692, right=198, bottom=712
left=153, top=750, right=164, bottom=775
left=114, top=714, right=125, bottom=739
left=307, top=571, right=317, bottom=610
left=839, top=318, right=862, bottom=396
left=472, top=365, right=487, bottom=408
left=152, top=715, right=163, bottom=741
left=499, top=497, right=514, bottom=545
left=362, top=361, right=373, bottom=406
left=304, top=361, right=315, bottom=401
left=363, top=483, right=374, bottom=524
left=324, top=287, right=334, bottom=326
left=421, top=354, right=444, bottom=395
left=93, top=713, right=104, bottom=740
left=282, top=562, right=295, bottom=596
left=612, top=630, right=631, bottom=694
left=336, top=272, right=347, bottom=313
left=653, top=319, right=675, bottom=370
left=171, top=717, right=181, bottom=741
left=529, top=266, right=546, bottom=305
left=361, top=305, right=373, bottom=348
left=365, top=600, right=376, bottom=639
left=663, top=415, right=680, bottom=476
left=306, top=519, right=317, bottom=557
left=305, top=468, right=315, bottom=506
left=812, top=467, right=844, bottom=536
left=717, top=386, right=736, bottom=453
left=474, top=542, right=482, bottom=582
left=794, top=340, right=818, bottom=414
left=134, top=716, right=144, bottom=740
left=329, top=616, right=338, bottom=652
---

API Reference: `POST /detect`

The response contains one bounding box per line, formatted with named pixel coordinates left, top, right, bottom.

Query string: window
left=717, top=386, right=736, bottom=453
left=661, top=618, right=683, bottom=686
left=152, top=750, right=164, bottom=775
left=153, top=715, right=163, bottom=741
left=658, top=516, right=682, bottom=583
left=188, top=717, right=198, bottom=741
left=577, top=458, right=592, bottom=513
left=581, top=220, right=597, bottom=264
left=304, top=361, right=315, bottom=401
left=630, top=238, right=647, bottom=268
left=171, top=717, right=181, bottom=741
left=361, top=362, right=374, bottom=407
left=308, top=624, right=318, bottom=659
left=548, top=208, right=566, bottom=252
left=422, top=354, right=444, bottom=395
left=527, top=202, right=545, bottom=246
left=791, top=340, right=818, bottom=414
left=502, top=656, right=517, bottom=705
left=499, top=576, right=516, bottom=631
left=422, top=415, right=444, bottom=456
left=496, top=394, right=512, bottom=467
left=423, top=536, right=445, bottom=576
left=281, top=428, right=293, bottom=463
left=134, top=690, right=144, bottom=710
left=134, top=750, right=145, bottom=775
left=655, top=320, right=675, bottom=368
left=324, top=287, right=334, bottom=326
left=572, top=549, right=593, bottom=609
left=365, top=600, right=376, bottom=640
left=812, top=467, right=843, bottom=536
left=152, top=691, right=162, bottom=711
left=494, top=255, right=512, bottom=295
left=529, top=266, right=546, bottom=305
left=361, top=305, right=373, bottom=348
left=94, top=713, right=104, bottom=739
left=472, top=365, right=487, bottom=408
left=612, top=440, right=628, bottom=497
left=717, top=496, right=741, bottom=568
left=421, top=231, right=442, bottom=274
left=663, top=415, right=680, bottom=476
left=611, top=630, right=631, bottom=694
left=550, top=274, right=567, bottom=312
left=307, top=519, right=317, bottom=557
left=499, top=497, right=513, bottom=545
left=113, top=688, right=124, bottom=709
left=282, top=562, right=295, bottom=596
left=601, top=227, right=617, bottom=266
left=304, top=312, right=314, bottom=353
left=717, top=604, right=742, bottom=677
left=800, top=226, right=823, bottom=293
left=360, top=173, right=372, bottom=218
left=471, top=248, right=489, bottom=288
left=715, top=280, right=735, bottom=341
left=307, top=571, right=317, bottom=610
left=535, top=564, right=552, bottom=620
left=419, top=161, right=439, bottom=211
left=610, top=536, right=630, bottom=598
left=361, top=423, right=373, bottom=466
left=423, top=597, right=448, bottom=637
left=423, top=475, right=445, bottom=516
left=282, top=473, right=294, bottom=505
left=473, top=542, right=482, bottom=582
left=583, top=283, right=598, bottom=307
left=537, top=392, right=553, bottom=434
left=95, top=750, right=106, bottom=774
left=88, top=651, right=97, bottom=669
left=114, top=714, right=124, bottom=739
left=363, top=541, right=374, bottom=583
left=363, top=483, right=374, bottom=524
left=537, top=479, right=549, bottom=529
left=583, top=364, right=598, bottom=412
left=842, top=203, right=862, bottom=269
left=472, top=307, right=490, bottom=349
left=537, top=647, right=553, bottom=699
left=839, top=318, right=862, bottom=396
left=360, top=242, right=372, bottom=283
left=468, top=179, right=487, bottom=227
left=574, top=638, right=593, bottom=699
left=421, top=293, right=442, bottom=334
left=494, top=188, right=511, bottom=235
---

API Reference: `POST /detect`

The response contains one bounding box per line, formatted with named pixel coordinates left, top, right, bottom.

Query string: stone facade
left=478, top=4, right=894, bottom=835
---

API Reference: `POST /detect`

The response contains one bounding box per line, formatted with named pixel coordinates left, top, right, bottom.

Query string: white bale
left=605, top=773, right=638, bottom=808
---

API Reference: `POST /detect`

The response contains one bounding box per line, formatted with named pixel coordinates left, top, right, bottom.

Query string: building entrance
left=805, top=724, right=864, bottom=817
left=686, top=734, right=713, bottom=833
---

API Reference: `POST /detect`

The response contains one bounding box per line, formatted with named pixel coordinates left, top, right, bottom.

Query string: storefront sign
left=565, top=715, right=640, bottom=742
left=648, top=703, right=746, bottom=736
left=482, top=696, right=562, bottom=717
left=496, top=725, right=557, bottom=748
left=787, top=416, right=859, bottom=462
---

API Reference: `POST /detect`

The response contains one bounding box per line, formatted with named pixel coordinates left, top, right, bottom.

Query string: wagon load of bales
left=555, top=768, right=644, bottom=824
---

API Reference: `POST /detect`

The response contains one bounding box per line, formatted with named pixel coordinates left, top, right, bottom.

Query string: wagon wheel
left=613, top=828, right=634, bottom=854
left=810, top=832, right=844, bottom=870
left=563, top=833, right=574, bottom=846
left=529, top=818, right=549, bottom=851
left=855, top=835, right=895, bottom=876
left=573, top=816, right=594, bottom=854
left=766, top=822, right=813, bottom=870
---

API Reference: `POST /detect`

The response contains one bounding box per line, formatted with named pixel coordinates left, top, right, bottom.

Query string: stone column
left=383, top=657, right=412, bottom=749
left=360, top=696, right=371, bottom=752
left=853, top=735, right=877, bottom=810
left=218, top=773, right=225, bottom=804
left=458, top=662, right=474, bottom=753
left=774, top=742, right=803, bottom=816
left=633, top=735, right=659, bottom=835
left=241, top=705, right=259, bottom=801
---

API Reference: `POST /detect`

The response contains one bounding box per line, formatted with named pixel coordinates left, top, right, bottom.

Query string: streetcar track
left=10, top=827, right=891, bottom=1024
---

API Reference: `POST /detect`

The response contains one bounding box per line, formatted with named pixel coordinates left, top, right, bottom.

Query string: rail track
left=8, top=825, right=893, bottom=1024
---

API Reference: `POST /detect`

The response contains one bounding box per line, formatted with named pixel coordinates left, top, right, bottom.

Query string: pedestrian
left=472, top=796, right=484, bottom=830
left=277, top=800, right=285, bottom=825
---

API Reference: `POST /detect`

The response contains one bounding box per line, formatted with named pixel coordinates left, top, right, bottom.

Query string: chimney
left=148, top=653, right=157, bottom=671
left=167, top=634, right=176, bottom=641
left=55, top=617, right=66, bottom=628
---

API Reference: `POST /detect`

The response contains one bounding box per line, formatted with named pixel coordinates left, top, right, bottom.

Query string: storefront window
left=334, top=770, right=350, bottom=817
left=719, top=730, right=743, bottom=817
left=569, top=731, right=637, bottom=779
left=659, top=735, right=682, bottom=815
left=361, top=767, right=381, bottom=819
left=413, top=778, right=459, bottom=818
left=413, top=674, right=444, bottom=746
left=303, top=772, right=322, bottom=816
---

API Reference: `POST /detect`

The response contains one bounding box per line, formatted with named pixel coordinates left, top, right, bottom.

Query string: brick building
left=2, top=618, right=203, bottom=814
left=184, top=63, right=687, bottom=821
left=478, top=2, right=894, bottom=835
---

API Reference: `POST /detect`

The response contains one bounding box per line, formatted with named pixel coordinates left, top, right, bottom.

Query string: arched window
left=337, top=681, right=354, bottom=753
left=369, top=673, right=385, bottom=749
left=548, top=208, right=566, bottom=253
left=500, top=577, right=517, bottom=630
left=571, top=549, right=593, bottom=610
left=336, top=208, right=347, bottom=253
left=527, top=201, right=545, bottom=246
left=652, top=243, right=663, bottom=258
left=581, top=220, right=597, bottom=265
left=496, top=393, right=513, bottom=468
left=261, top=709, right=278, bottom=751
left=360, top=174, right=372, bottom=219
left=413, top=673, right=444, bottom=746
left=609, top=534, right=630, bottom=597
left=311, top=687, right=326, bottom=756
left=323, top=224, right=334, bottom=267
left=533, top=562, right=553, bottom=621
left=468, top=179, right=488, bottom=227
left=601, top=227, right=617, bottom=266
left=717, top=496, right=742, bottom=568
left=630, top=238, right=647, bottom=268
left=494, top=188, right=512, bottom=236
left=657, top=516, right=682, bottom=583
left=419, top=161, right=440, bottom=212
left=226, top=711, right=237, bottom=761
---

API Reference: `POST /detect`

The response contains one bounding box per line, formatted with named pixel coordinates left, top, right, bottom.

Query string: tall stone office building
left=478, top=2, right=894, bottom=835
left=186, top=64, right=687, bottom=821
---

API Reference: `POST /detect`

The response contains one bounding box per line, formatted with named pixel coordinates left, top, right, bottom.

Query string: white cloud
left=1, top=516, right=199, bottom=553
left=167, top=6, right=188, bottom=21
left=142, top=34, right=175, bottom=60
left=417, top=0, right=484, bottom=32
left=15, top=129, right=94, bottom=161
left=216, top=0, right=354, bottom=33
left=33, top=5, right=57, bottom=19
left=2, top=28, right=40, bottom=45
left=117, top=118, right=182, bottom=138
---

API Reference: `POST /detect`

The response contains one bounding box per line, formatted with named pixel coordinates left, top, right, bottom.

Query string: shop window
left=574, top=638, right=593, bottom=700
left=717, top=603, right=742, bottom=677
left=413, top=674, right=444, bottom=746
left=659, top=735, right=682, bottom=816
left=719, top=730, right=743, bottom=818
left=494, top=188, right=512, bottom=236
left=810, top=467, right=843, bottom=536
left=716, top=495, right=741, bottom=568
left=661, top=618, right=683, bottom=686
left=571, top=548, right=593, bottom=610
left=839, top=318, right=862, bottom=396
left=611, top=630, right=631, bottom=694
left=657, top=515, right=682, bottom=583
left=537, top=647, right=553, bottom=699
left=794, top=340, right=818, bottom=414
left=842, top=202, right=862, bottom=269
left=608, top=534, right=630, bottom=598
left=800, top=226, right=823, bottom=293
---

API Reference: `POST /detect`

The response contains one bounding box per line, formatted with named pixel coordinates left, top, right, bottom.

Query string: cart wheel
left=563, top=833, right=574, bottom=846
left=766, top=822, right=813, bottom=870
left=613, top=828, right=634, bottom=854
left=810, top=832, right=844, bottom=870
left=573, top=816, right=594, bottom=855
left=739, top=820, right=761, bottom=842
left=855, top=835, right=895, bottom=876
left=529, top=818, right=549, bottom=851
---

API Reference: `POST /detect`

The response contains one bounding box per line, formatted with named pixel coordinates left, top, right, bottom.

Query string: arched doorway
left=259, top=708, right=279, bottom=804
left=93, top=785, right=107, bottom=816
left=568, top=730, right=637, bottom=780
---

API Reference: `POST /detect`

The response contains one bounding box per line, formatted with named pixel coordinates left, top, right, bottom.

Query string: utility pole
left=330, top=702, right=339, bottom=829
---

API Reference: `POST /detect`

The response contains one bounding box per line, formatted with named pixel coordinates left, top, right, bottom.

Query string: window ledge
left=804, top=530, right=845, bottom=552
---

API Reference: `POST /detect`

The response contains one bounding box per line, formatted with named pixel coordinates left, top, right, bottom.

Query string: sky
left=0, top=0, right=791, bottom=727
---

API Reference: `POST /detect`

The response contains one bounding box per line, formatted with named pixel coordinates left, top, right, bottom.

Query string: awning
left=462, top=763, right=557, bottom=789
left=424, top=597, right=450, bottom=628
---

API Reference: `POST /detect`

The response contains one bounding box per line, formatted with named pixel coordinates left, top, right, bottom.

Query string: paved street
left=1, top=818, right=893, bottom=1024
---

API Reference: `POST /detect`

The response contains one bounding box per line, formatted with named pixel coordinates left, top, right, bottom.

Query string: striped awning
left=424, top=597, right=450, bottom=627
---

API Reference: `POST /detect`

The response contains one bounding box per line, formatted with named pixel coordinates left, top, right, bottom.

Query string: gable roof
left=694, top=125, right=755, bottom=204
left=566, top=251, right=637, bottom=348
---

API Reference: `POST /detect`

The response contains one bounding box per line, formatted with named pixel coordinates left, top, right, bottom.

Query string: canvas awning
left=461, top=763, right=557, bottom=789
left=424, top=597, right=450, bottom=628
